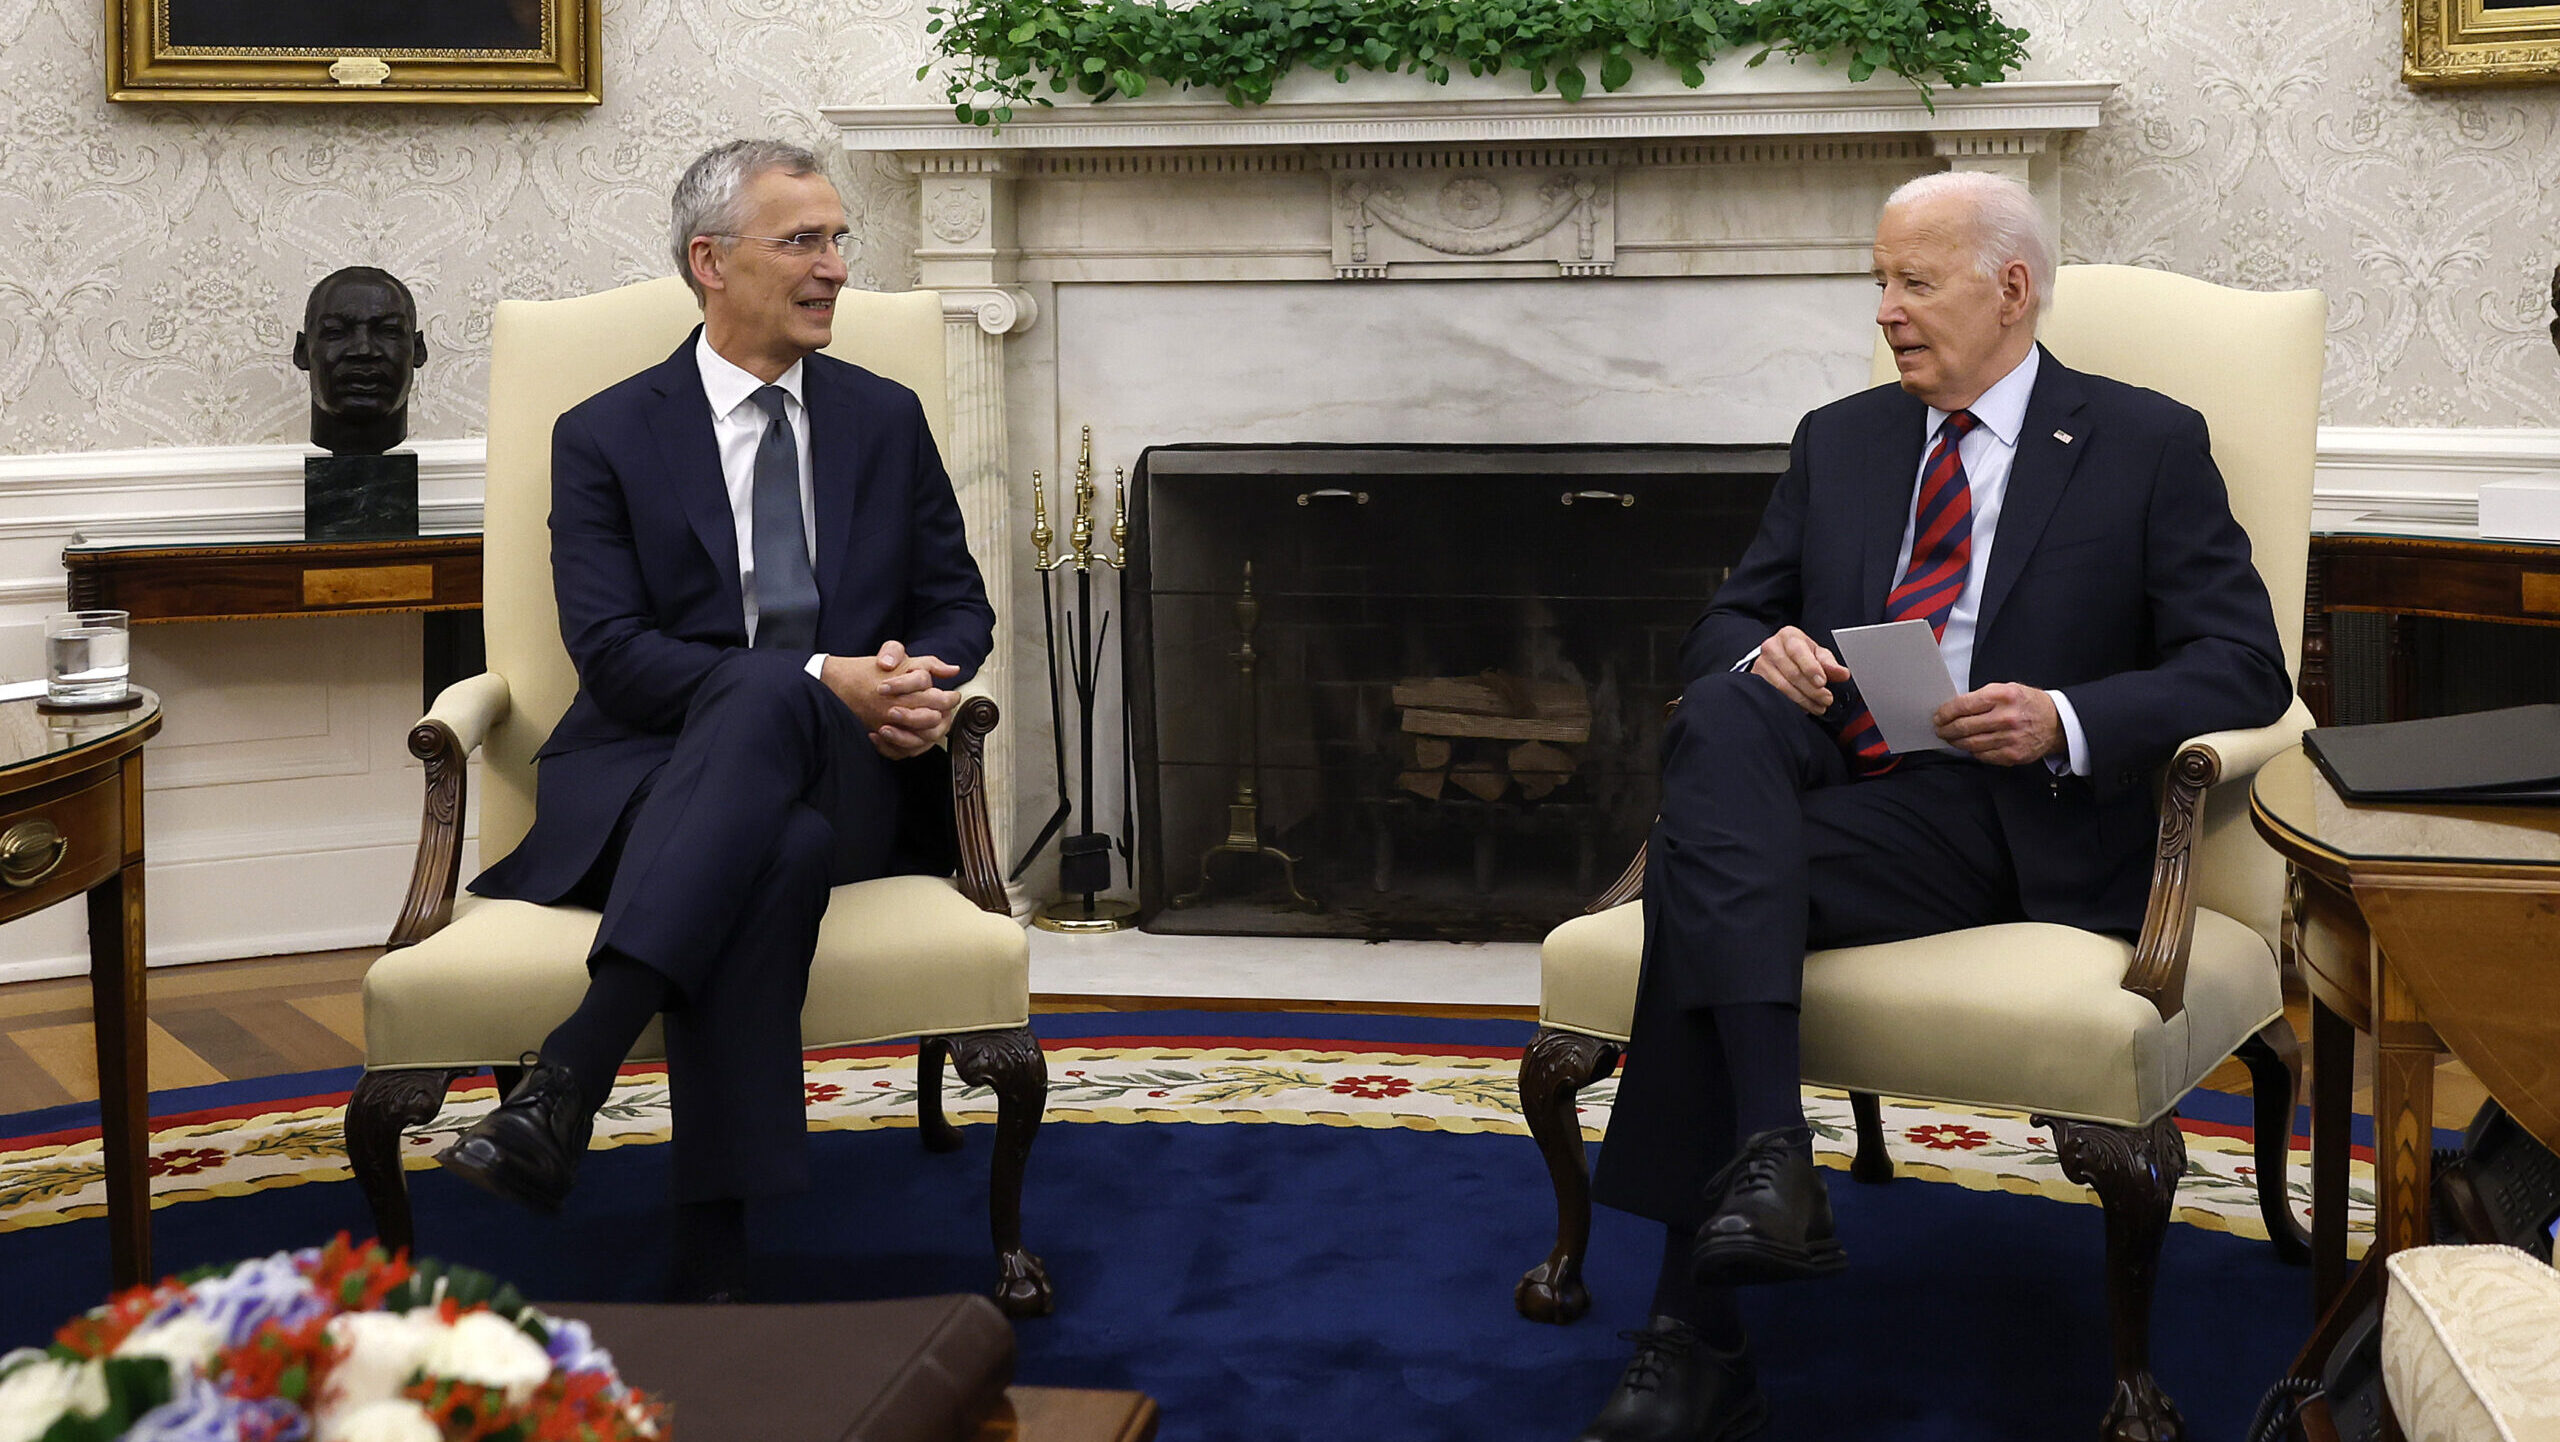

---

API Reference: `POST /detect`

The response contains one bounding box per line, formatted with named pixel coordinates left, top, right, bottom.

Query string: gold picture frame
left=2405, top=0, right=2560, bottom=85
left=109, top=0, right=600, bottom=104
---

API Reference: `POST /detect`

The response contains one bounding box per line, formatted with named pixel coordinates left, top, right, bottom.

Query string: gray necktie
left=747, top=385, right=819, bottom=652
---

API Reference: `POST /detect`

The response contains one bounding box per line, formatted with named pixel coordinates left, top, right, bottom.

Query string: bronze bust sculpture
left=294, top=267, right=428, bottom=456
left=296, top=267, right=427, bottom=539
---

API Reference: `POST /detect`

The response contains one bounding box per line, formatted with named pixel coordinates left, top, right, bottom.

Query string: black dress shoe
left=1690, top=1127, right=1846, bottom=1287
left=1572, top=1317, right=1767, bottom=1442
left=435, top=1055, right=592, bottom=1214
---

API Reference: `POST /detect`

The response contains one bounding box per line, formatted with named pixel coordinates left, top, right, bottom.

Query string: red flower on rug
left=804, top=1083, right=844, bottom=1104
left=1331, top=1076, right=1413, bottom=1099
left=1904, top=1123, right=1992, bottom=1152
left=149, top=1147, right=227, bottom=1177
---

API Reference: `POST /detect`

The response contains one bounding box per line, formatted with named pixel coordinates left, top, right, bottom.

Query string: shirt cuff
left=805, top=653, right=829, bottom=680
left=2045, top=690, right=2090, bottom=776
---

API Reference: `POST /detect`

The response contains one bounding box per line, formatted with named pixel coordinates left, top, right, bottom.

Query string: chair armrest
left=2120, top=697, right=2314, bottom=1022
left=2174, top=697, right=2314, bottom=788
left=948, top=692, right=1008, bottom=916
left=388, top=672, right=514, bottom=950
left=419, top=671, right=512, bottom=758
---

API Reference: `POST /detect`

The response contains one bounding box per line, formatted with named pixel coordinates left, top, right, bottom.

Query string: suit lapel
left=1975, top=347, right=2092, bottom=640
left=1857, top=389, right=1932, bottom=624
left=806, top=356, right=893, bottom=606
left=644, top=333, right=744, bottom=610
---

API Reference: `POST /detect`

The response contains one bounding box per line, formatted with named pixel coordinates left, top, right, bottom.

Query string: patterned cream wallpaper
left=1, top=0, right=2556, bottom=452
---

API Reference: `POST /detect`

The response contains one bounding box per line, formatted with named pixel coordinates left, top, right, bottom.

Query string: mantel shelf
left=826, top=77, right=2115, bottom=156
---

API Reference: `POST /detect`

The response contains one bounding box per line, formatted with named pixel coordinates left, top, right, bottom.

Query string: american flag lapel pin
left=2052, top=429, right=2074, bottom=444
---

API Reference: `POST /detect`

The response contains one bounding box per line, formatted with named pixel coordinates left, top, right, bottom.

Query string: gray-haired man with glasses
left=445, top=139, right=995, bottom=1302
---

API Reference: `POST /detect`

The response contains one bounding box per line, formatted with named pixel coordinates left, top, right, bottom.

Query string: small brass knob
left=0, top=820, right=66, bottom=889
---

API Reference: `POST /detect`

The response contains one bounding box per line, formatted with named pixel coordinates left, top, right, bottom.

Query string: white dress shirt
left=1743, top=346, right=2092, bottom=776
left=695, top=333, right=828, bottom=675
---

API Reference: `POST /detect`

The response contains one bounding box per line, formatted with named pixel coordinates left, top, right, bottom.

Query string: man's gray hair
left=670, top=139, right=827, bottom=300
left=1883, top=170, right=2056, bottom=319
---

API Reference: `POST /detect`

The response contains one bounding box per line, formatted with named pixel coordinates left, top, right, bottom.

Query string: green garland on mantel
left=922, top=0, right=2031, bottom=126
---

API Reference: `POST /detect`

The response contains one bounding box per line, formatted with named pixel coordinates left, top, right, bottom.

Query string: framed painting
left=2406, top=0, right=2560, bottom=84
left=108, top=0, right=600, bottom=103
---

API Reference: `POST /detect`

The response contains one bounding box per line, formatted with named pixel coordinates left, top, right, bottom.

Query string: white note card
left=1830, top=619, right=1960, bottom=756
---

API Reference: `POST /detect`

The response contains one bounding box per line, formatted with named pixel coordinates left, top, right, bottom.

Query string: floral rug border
left=0, top=1044, right=2372, bottom=1255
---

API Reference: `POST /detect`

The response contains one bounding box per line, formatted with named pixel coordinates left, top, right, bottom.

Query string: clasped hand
left=1749, top=625, right=2060, bottom=766
left=820, top=639, right=962, bottom=759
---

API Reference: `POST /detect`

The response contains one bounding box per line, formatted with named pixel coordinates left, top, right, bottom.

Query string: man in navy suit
left=1572, top=172, right=2292, bottom=1440
left=439, top=139, right=994, bottom=1301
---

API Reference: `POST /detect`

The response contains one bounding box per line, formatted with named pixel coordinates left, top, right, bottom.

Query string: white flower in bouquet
left=111, top=1314, right=225, bottom=1376
left=0, top=1352, right=108, bottom=1442
left=321, top=1308, right=445, bottom=1413
left=316, top=1397, right=441, bottom=1442
left=417, top=1310, right=554, bottom=1406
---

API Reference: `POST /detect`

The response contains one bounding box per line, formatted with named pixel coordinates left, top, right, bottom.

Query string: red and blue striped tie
left=1838, top=408, right=1979, bottom=775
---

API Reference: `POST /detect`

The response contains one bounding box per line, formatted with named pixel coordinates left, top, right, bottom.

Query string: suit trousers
left=569, top=650, right=889, bottom=1204
left=1591, top=671, right=2026, bottom=1224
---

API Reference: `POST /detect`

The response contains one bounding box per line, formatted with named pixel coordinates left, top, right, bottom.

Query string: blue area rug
left=0, top=1011, right=2317, bottom=1440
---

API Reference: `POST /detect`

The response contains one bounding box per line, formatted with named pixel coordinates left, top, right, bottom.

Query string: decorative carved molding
left=924, top=183, right=992, bottom=244
left=940, top=285, right=1038, bottom=336
left=1334, top=166, right=1612, bottom=277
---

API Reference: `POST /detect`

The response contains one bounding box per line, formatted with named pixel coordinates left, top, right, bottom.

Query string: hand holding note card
left=1831, top=620, right=1962, bottom=756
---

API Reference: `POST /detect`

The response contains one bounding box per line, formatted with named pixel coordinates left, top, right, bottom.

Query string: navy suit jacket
left=1683, top=347, right=2293, bottom=935
left=472, top=330, right=996, bottom=905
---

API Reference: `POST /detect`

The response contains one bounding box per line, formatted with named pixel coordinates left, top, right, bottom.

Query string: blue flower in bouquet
left=123, top=1376, right=307, bottom=1442
left=148, top=1252, right=330, bottom=1352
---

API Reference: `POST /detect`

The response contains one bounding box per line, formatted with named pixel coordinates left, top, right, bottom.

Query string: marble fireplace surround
left=824, top=67, right=2116, bottom=893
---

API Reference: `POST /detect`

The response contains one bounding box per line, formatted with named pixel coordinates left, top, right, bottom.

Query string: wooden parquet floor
left=0, top=953, right=2492, bottom=1135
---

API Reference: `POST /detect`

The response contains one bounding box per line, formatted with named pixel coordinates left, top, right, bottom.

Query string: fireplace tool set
left=1017, top=428, right=1139, bottom=933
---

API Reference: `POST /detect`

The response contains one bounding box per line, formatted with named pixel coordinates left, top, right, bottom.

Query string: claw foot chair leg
left=1516, top=1027, right=1621, bottom=1323
left=916, top=1036, right=963, bottom=1153
left=2235, top=1019, right=2311, bottom=1264
left=947, top=1027, right=1053, bottom=1318
left=346, top=1068, right=467, bottom=1257
left=2041, top=1113, right=2188, bottom=1442
left=1849, top=1091, right=1896, bottom=1183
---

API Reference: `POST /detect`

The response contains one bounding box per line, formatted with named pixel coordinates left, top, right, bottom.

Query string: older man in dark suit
left=1573, top=171, right=2293, bottom=1441
left=440, top=139, right=994, bottom=1301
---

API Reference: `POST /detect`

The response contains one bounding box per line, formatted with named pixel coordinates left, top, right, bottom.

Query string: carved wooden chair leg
left=1515, top=1027, right=1622, bottom=1324
left=1849, top=1091, right=1895, bottom=1183
left=916, top=1036, right=963, bottom=1153
left=947, top=1026, right=1053, bottom=1318
left=346, top=1068, right=465, bottom=1257
left=2235, top=1019, right=2311, bottom=1264
left=2040, top=1113, right=2188, bottom=1442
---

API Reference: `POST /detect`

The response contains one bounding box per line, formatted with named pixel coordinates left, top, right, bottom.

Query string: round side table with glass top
left=0, top=686, right=162, bottom=1286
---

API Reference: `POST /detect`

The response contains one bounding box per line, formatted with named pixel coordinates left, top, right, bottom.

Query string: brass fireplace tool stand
left=1171, top=562, right=1319, bottom=913
left=1025, top=428, right=1138, bottom=933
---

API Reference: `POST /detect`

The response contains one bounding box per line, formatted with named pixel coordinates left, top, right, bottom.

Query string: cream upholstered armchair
left=349, top=277, right=1051, bottom=1318
left=1518, top=266, right=2325, bottom=1439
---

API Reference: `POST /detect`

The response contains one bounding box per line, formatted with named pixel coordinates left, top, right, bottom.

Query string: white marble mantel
left=822, top=65, right=2117, bottom=900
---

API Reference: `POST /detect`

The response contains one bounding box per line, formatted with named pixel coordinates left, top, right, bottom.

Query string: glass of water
left=45, top=610, right=130, bottom=706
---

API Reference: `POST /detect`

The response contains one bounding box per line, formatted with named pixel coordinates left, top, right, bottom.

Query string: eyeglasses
left=710, top=231, right=854, bottom=258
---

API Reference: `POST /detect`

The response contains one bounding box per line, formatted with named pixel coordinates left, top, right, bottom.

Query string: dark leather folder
left=2303, top=704, right=2560, bottom=803
left=564, top=1294, right=1015, bottom=1442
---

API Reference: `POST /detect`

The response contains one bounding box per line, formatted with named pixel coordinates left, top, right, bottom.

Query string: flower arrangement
left=0, top=1236, right=663, bottom=1442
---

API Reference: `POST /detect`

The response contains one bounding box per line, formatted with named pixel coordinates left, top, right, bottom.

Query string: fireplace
left=1127, top=444, right=1782, bottom=940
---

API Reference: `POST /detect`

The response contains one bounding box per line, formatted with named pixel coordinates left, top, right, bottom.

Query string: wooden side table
left=0, top=689, right=163, bottom=1287
left=2301, top=533, right=2560, bottom=723
left=62, top=534, right=482, bottom=711
left=2250, top=747, right=2560, bottom=1312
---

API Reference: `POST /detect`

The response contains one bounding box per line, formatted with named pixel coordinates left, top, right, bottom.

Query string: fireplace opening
left=1126, top=443, right=1786, bottom=942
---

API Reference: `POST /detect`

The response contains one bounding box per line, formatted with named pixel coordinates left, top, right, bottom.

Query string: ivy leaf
left=1556, top=62, right=1585, bottom=100
left=1599, top=48, right=1632, bottom=91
